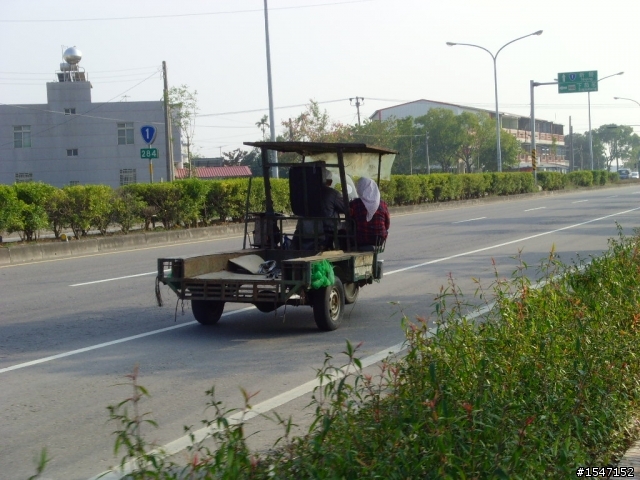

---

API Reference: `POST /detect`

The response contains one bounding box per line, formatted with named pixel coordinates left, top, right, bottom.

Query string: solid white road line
left=385, top=207, right=640, bottom=276
left=70, top=271, right=157, bottom=286
left=0, top=307, right=255, bottom=374
left=452, top=217, right=486, bottom=224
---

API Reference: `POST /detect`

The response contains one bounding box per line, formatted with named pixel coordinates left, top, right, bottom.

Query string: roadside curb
left=0, top=223, right=249, bottom=266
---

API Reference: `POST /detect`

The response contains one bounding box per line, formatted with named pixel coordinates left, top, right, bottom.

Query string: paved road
left=1, top=186, right=639, bottom=479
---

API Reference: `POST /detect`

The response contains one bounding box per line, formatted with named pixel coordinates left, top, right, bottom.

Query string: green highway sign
left=558, top=70, right=598, bottom=94
left=140, top=148, right=158, bottom=159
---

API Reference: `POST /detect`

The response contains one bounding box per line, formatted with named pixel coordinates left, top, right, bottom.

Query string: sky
left=1, top=0, right=638, bottom=158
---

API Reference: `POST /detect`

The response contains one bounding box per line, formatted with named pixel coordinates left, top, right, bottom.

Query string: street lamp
left=587, top=72, right=623, bottom=170
left=614, top=96, right=640, bottom=108
left=446, top=30, right=543, bottom=172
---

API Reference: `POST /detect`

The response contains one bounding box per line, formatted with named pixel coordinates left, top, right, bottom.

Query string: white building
left=0, top=47, right=181, bottom=188
left=370, top=99, right=567, bottom=169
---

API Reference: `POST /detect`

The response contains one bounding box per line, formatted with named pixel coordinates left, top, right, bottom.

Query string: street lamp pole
left=588, top=71, right=623, bottom=170
left=614, top=96, right=640, bottom=108
left=447, top=30, right=543, bottom=172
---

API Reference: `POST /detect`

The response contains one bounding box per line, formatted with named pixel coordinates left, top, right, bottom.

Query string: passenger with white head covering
left=349, top=177, right=390, bottom=250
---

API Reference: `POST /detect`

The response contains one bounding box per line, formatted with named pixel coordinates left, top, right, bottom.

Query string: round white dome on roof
left=63, top=46, right=82, bottom=64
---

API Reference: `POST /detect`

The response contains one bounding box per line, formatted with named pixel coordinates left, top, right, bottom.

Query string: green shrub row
left=0, top=170, right=616, bottom=241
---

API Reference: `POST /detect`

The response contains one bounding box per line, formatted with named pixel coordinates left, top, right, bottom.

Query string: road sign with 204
left=140, top=148, right=158, bottom=159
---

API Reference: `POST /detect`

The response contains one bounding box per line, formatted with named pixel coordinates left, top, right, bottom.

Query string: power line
left=196, top=98, right=349, bottom=117
left=0, top=0, right=372, bottom=23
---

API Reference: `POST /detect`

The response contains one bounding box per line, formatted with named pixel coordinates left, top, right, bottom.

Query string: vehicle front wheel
left=191, top=300, right=225, bottom=325
left=312, top=277, right=345, bottom=331
left=343, top=282, right=359, bottom=304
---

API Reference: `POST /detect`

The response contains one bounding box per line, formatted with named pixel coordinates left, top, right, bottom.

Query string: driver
left=320, top=169, right=346, bottom=249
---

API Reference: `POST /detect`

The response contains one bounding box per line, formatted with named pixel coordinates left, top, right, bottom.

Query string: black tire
left=191, top=300, right=225, bottom=325
left=254, top=302, right=278, bottom=313
left=254, top=290, right=280, bottom=313
left=343, top=282, right=359, bottom=304
left=312, top=277, right=345, bottom=331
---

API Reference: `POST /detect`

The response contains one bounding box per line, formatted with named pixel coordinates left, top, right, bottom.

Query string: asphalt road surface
left=1, top=186, right=639, bottom=479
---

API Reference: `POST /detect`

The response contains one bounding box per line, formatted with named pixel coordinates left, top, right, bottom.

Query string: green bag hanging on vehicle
left=311, top=259, right=335, bottom=289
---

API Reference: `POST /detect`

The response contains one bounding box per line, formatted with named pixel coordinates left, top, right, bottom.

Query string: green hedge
left=0, top=171, right=617, bottom=240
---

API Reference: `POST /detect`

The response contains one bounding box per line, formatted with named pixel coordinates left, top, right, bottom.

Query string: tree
left=595, top=124, right=637, bottom=171
left=169, top=85, right=198, bottom=176
left=478, top=128, right=522, bottom=171
left=281, top=100, right=343, bottom=142
left=565, top=132, right=590, bottom=170
left=417, top=109, right=464, bottom=173
left=457, top=112, right=493, bottom=173
left=256, top=115, right=269, bottom=140
left=222, top=148, right=248, bottom=166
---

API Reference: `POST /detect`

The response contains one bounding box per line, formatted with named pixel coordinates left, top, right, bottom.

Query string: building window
left=120, top=168, right=137, bottom=186
left=69, top=180, right=80, bottom=186
left=14, top=125, right=31, bottom=148
left=117, top=122, right=134, bottom=145
left=64, top=108, right=76, bottom=115
left=67, top=149, right=79, bottom=156
left=15, top=172, right=33, bottom=183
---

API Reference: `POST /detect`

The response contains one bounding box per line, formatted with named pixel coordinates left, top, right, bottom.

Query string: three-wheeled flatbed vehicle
left=155, top=141, right=397, bottom=331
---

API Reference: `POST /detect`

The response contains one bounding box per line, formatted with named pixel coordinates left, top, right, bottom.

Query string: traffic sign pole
left=140, top=126, right=158, bottom=184
left=148, top=143, right=153, bottom=183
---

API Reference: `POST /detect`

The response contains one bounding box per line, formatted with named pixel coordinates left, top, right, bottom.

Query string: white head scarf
left=356, top=177, right=380, bottom=222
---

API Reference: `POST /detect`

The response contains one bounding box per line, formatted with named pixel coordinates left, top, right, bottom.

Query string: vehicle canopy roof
left=244, top=141, right=398, bottom=181
left=244, top=141, right=397, bottom=156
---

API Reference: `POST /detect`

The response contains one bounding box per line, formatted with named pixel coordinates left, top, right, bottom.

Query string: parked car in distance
left=631, top=171, right=639, bottom=179
left=618, top=169, right=631, bottom=180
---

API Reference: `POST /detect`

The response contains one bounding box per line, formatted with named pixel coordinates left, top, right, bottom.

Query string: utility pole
left=263, top=0, right=278, bottom=178
left=350, top=97, right=364, bottom=126
left=425, top=132, right=430, bottom=174
left=162, top=61, right=174, bottom=182
left=569, top=116, right=574, bottom=171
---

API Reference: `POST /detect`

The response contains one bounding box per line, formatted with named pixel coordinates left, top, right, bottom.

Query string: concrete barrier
left=97, top=234, right=146, bottom=252
left=189, top=228, right=214, bottom=240
left=40, top=241, right=76, bottom=260
left=69, top=238, right=100, bottom=257
left=8, top=244, right=43, bottom=264
left=0, top=248, right=11, bottom=266
left=166, top=230, right=194, bottom=243
left=145, top=231, right=170, bottom=246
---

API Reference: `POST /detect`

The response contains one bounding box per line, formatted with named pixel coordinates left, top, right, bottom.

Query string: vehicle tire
left=254, top=291, right=279, bottom=313
left=191, top=300, right=225, bottom=325
left=343, top=282, right=359, bottom=304
left=312, top=277, right=345, bottom=331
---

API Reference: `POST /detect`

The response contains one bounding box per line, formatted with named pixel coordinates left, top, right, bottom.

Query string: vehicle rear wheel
left=343, top=282, right=359, bottom=304
left=312, top=277, right=345, bottom=331
left=191, top=300, right=225, bottom=325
